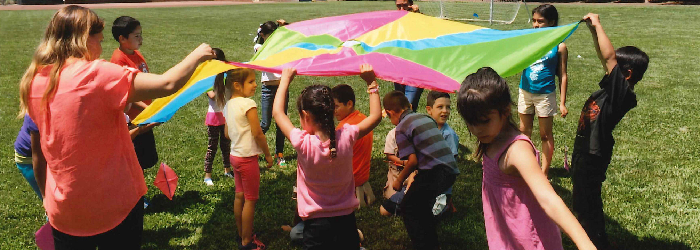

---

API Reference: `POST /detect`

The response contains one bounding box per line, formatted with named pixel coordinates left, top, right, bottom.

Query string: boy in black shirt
left=572, top=13, right=649, bottom=250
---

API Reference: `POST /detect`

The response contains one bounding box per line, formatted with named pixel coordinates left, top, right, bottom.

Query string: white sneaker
left=204, top=178, right=214, bottom=186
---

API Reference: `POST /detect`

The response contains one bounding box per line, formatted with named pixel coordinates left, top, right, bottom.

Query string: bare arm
left=128, top=43, right=215, bottom=103
left=224, top=123, right=230, bottom=140
left=30, top=132, right=46, bottom=198
left=557, top=43, right=569, bottom=118
left=356, top=64, right=382, bottom=138
left=247, top=107, right=273, bottom=168
left=386, top=154, right=402, bottom=165
left=206, top=91, right=216, bottom=99
left=273, top=68, right=297, bottom=139
left=128, top=123, right=160, bottom=140
left=583, top=13, right=616, bottom=74
left=132, top=101, right=149, bottom=110
left=393, top=153, right=418, bottom=191
left=507, top=141, right=596, bottom=250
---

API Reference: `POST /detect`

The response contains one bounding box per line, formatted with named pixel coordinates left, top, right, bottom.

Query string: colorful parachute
left=133, top=10, right=579, bottom=125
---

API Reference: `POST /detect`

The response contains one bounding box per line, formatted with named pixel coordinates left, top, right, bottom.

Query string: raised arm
left=507, top=141, right=596, bottom=250
left=129, top=43, right=215, bottom=103
left=206, top=91, right=216, bottom=99
left=356, top=64, right=382, bottom=138
left=272, top=68, right=297, bottom=139
left=557, top=43, right=569, bottom=118
left=583, top=13, right=616, bottom=75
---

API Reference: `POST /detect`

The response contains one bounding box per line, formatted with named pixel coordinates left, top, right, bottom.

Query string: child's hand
left=559, top=104, right=568, bottom=118
left=583, top=13, right=601, bottom=28
left=392, top=179, right=403, bottom=191
left=282, top=68, right=297, bottom=82
left=359, top=64, right=376, bottom=84
left=409, top=4, right=420, bottom=13
left=277, top=19, right=289, bottom=26
left=191, top=43, right=216, bottom=63
left=265, top=155, right=274, bottom=168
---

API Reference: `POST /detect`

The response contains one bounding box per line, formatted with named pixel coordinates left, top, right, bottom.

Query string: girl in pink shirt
left=456, top=67, right=595, bottom=250
left=203, top=48, right=232, bottom=186
left=272, top=65, right=382, bottom=250
left=18, top=5, right=214, bottom=248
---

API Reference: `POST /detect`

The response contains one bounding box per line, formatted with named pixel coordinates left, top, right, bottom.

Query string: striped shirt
left=395, top=111, right=459, bottom=174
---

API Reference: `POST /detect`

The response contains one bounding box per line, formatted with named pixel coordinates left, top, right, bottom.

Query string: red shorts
left=230, top=155, right=260, bottom=200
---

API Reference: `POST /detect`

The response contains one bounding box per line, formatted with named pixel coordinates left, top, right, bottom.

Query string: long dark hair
left=532, top=4, right=559, bottom=26
left=255, top=21, right=279, bottom=45
left=457, top=67, right=518, bottom=159
left=297, top=85, right=337, bottom=158
left=212, top=48, right=227, bottom=108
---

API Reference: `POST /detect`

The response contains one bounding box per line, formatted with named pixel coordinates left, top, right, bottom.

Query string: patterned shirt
left=395, top=111, right=459, bottom=174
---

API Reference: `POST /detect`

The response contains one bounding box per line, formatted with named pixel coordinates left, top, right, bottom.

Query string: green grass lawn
left=1, top=2, right=699, bottom=249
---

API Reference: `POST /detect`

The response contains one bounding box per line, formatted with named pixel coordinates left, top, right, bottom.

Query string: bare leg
left=519, top=113, right=535, bottom=138
left=380, top=206, right=392, bottom=216
left=538, top=116, right=554, bottom=176
left=241, top=199, right=258, bottom=246
left=234, top=192, right=245, bottom=241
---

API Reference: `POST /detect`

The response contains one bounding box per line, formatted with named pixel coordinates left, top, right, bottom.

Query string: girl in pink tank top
left=456, top=68, right=596, bottom=250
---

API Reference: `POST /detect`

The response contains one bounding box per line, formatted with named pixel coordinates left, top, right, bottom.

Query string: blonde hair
left=18, top=5, right=104, bottom=118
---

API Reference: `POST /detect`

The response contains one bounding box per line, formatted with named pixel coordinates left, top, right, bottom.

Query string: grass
left=1, top=2, right=699, bottom=249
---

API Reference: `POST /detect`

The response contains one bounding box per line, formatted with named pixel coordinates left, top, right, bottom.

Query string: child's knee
left=540, top=132, right=553, bottom=142
left=380, top=206, right=391, bottom=216
left=235, top=192, right=245, bottom=200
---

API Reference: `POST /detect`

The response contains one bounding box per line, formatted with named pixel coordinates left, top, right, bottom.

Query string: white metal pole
left=440, top=0, right=445, bottom=19
left=489, top=0, right=494, bottom=25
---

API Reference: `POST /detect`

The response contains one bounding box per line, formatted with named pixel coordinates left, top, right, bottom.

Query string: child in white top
left=255, top=20, right=290, bottom=167
left=215, top=67, right=273, bottom=249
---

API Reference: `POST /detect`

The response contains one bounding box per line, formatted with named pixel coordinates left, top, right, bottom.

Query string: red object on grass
left=154, top=163, right=178, bottom=200
left=35, top=223, right=54, bottom=250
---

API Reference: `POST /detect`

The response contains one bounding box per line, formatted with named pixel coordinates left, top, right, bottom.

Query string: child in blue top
left=425, top=90, right=458, bottom=212
left=13, top=114, right=43, bottom=200
left=518, top=4, right=569, bottom=176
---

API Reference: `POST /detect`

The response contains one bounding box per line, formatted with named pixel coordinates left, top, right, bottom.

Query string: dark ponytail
left=212, top=48, right=228, bottom=108
left=297, top=85, right=337, bottom=158
left=255, top=21, right=279, bottom=45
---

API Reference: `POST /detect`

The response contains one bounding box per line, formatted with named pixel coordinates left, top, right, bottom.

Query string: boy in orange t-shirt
left=110, top=16, right=158, bottom=208
left=111, top=16, right=151, bottom=120
left=332, top=84, right=375, bottom=208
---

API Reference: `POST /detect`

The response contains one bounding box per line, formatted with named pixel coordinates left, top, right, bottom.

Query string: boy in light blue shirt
left=425, top=91, right=459, bottom=158
left=425, top=90, right=459, bottom=212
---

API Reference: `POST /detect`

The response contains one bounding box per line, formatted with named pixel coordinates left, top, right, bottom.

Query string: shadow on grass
left=142, top=225, right=193, bottom=250
left=549, top=180, right=692, bottom=250
left=145, top=190, right=206, bottom=215
left=194, top=163, right=301, bottom=249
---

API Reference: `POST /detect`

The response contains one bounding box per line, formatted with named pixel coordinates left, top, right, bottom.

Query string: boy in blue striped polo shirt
left=384, top=90, right=459, bottom=250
